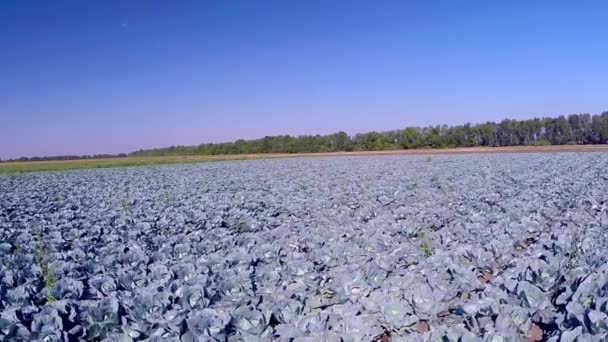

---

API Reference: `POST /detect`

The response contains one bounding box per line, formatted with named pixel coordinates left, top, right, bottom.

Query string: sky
left=1, top=1, right=607, bottom=159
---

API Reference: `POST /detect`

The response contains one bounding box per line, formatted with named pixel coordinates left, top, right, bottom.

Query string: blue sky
left=1, top=1, right=607, bottom=158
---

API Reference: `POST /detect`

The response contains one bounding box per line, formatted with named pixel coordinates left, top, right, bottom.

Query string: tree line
left=1, top=154, right=128, bottom=163
left=3, top=111, right=608, bottom=162
left=131, top=112, right=608, bottom=157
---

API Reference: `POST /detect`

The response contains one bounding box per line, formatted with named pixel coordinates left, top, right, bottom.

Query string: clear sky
left=1, top=1, right=607, bottom=159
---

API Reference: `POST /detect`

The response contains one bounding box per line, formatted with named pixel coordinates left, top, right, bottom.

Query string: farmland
left=1, top=153, right=608, bottom=340
left=0, top=155, right=265, bottom=174
left=2, top=144, right=608, bottom=174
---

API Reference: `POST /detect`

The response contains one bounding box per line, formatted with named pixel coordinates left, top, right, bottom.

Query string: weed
left=41, top=262, right=57, bottom=289
left=162, top=191, right=176, bottom=208
left=120, top=197, right=130, bottom=215
left=33, top=228, right=57, bottom=293
left=439, top=184, right=453, bottom=203
left=566, top=222, right=584, bottom=271
left=417, top=228, right=435, bottom=257
left=33, top=240, right=44, bottom=264
left=582, top=296, right=593, bottom=308
left=13, top=242, right=21, bottom=255
left=47, top=294, right=57, bottom=304
left=421, top=240, right=434, bottom=257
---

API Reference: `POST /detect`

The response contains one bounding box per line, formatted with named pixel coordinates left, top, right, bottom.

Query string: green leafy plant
left=33, top=228, right=57, bottom=298
left=41, top=263, right=57, bottom=290
left=582, top=296, right=593, bottom=309
left=46, top=294, right=56, bottom=304
left=439, top=183, right=454, bottom=204
left=162, top=191, right=176, bottom=208
left=421, top=240, right=434, bottom=257
left=120, top=197, right=130, bottom=215
left=35, top=244, right=56, bottom=289
left=417, top=228, right=434, bottom=257
left=13, top=242, right=21, bottom=255
left=566, top=222, right=584, bottom=271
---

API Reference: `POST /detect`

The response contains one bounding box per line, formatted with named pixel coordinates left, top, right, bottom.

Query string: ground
left=1, top=144, right=607, bottom=174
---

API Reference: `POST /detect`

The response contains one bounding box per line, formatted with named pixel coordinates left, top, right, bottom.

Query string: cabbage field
left=1, top=153, right=608, bottom=341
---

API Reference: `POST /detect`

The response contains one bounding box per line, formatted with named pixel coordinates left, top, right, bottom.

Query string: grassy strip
left=2, top=145, right=608, bottom=175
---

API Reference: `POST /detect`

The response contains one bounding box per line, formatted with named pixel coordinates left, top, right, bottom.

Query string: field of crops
left=1, top=153, right=608, bottom=341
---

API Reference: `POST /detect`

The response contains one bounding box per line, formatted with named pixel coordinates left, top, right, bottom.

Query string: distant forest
left=131, top=112, right=608, bottom=157
left=2, top=154, right=129, bottom=163
left=4, top=112, right=608, bottom=162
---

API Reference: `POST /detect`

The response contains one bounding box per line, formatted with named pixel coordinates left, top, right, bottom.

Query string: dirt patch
left=527, top=323, right=543, bottom=341
left=417, top=321, right=431, bottom=333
